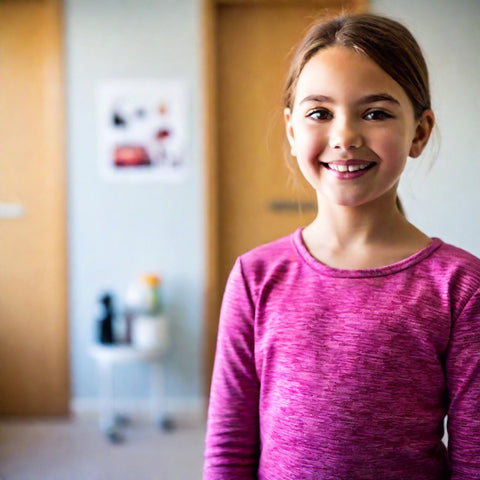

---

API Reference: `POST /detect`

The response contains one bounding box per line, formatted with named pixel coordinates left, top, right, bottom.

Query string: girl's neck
left=302, top=195, right=431, bottom=270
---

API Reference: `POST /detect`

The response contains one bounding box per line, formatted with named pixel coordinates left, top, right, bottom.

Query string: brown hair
left=283, top=13, right=431, bottom=120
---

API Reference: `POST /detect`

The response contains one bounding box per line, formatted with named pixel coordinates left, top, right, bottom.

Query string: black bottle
left=98, top=293, right=115, bottom=344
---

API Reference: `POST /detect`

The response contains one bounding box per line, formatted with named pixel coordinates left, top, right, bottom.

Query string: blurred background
left=0, top=0, right=478, bottom=478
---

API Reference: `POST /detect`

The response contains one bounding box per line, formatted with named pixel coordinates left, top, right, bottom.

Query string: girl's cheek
left=385, top=139, right=410, bottom=159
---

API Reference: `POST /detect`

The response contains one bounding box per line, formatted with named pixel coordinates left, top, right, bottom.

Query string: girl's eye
left=364, top=110, right=393, bottom=121
left=307, top=109, right=332, bottom=121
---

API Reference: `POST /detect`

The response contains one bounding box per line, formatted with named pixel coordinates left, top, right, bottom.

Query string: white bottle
left=126, top=274, right=168, bottom=352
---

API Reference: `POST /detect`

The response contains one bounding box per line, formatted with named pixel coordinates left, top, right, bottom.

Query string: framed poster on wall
left=97, top=79, right=188, bottom=182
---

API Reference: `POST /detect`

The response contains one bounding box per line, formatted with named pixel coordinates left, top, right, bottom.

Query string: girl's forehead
left=295, top=46, right=406, bottom=102
left=303, top=45, right=380, bottom=73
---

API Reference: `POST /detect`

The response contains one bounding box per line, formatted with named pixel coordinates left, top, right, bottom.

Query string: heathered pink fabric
left=204, top=228, right=480, bottom=479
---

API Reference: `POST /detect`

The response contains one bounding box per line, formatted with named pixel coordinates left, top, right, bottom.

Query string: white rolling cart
left=92, top=273, right=170, bottom=442
left=90, top=342, right=174, bottom=443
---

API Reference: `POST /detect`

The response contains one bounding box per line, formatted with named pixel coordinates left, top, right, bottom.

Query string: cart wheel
left=113, top=414, right=130, bottom=428
left=104, top=426, right=124, bottom=444
left=158, top=416, right=175, bottom=432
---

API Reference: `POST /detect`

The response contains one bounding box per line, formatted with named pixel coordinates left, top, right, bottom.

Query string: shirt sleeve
left=203, top=257, right=260, bottom=479
left=446, top=287, right=480, bottom=478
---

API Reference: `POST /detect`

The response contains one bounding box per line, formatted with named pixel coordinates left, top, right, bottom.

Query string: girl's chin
left=315, top=190, right=399, bottom=210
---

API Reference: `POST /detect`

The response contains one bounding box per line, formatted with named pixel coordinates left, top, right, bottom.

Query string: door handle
left=268, top=200, right=316, bottom=212
left=0, top=202, right=25, bottom=219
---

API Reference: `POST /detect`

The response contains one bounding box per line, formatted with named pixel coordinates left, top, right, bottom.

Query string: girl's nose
left=329, top=117, right=362, bottom=151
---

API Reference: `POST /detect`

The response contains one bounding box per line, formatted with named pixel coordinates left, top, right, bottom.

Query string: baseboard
left=71, top=396, right=206, bottom=426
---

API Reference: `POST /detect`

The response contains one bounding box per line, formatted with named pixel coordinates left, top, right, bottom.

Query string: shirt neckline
left=292, top=227, right=443, bottom=278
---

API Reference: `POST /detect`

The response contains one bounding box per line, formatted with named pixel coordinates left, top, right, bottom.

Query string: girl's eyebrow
left=298, top=93, right=401, bottom=105
left=359, top=93, right=400, bottom=105
left=299, top=95, right=332, bottom=105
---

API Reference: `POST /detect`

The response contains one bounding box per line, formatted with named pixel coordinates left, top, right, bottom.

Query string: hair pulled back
left=283, top=13, right=431, bottom=120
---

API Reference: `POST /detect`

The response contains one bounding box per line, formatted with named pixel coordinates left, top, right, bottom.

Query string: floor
left=0, top=413, right=206, bottom=480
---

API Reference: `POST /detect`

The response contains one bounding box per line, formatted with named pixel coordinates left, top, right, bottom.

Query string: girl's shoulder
left=432, top=240, right=480, bottom=280
left=437, top=240, right=480, bottom=260
left=424, top=240, right=480, bottom=310
left=234, top=229, right=302, bottom=284
left=240, top=230, right=297, bottom=262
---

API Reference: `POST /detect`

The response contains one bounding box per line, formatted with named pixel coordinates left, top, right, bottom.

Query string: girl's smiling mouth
left=321, top=161, right=377, bottom=177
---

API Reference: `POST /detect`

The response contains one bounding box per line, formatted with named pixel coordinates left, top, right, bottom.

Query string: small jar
left=126, top=273, right=168, bottom=351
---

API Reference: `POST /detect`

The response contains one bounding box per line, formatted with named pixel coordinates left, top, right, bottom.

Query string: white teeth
left=328, top=163, right=370, bottom=172
left=347, top=164, right=365, bottom=172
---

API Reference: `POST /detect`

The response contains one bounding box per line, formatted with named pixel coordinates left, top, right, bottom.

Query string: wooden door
left=204, top=0, right=367, bottom=390
left=0, top=0, right=69, bottom=416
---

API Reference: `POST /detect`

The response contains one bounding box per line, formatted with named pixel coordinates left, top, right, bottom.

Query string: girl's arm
left=204, top=258, right=260, bottom=479
left=446, top=287, right=480, bottom=478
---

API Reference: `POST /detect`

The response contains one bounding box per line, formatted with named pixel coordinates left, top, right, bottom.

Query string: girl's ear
left=284, top=107, right=297, bottom=157
left=409, top=109, right=435, bottom=158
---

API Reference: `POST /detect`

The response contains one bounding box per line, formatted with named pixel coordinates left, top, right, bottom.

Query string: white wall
left=372, top=0, right=480, bottom=256
left=66, top=0, right=205, bottom=408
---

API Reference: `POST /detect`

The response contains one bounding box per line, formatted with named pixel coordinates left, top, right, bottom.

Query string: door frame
left=38, top=0, right=70, bottom=416
left=201, top=0, right=368, bottom=395
left=45, top=0, right=70, bottom=417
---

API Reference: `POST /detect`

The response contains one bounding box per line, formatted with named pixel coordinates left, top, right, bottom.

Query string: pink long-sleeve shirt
left=204, top=229, right=480, bottom=479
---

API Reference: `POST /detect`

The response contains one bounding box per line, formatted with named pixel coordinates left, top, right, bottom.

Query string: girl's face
left=284, top=46, right=433, bottom=209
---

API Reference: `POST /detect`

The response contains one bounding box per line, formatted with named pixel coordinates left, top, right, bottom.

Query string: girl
left=204, top=13, right=480, bottom=480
